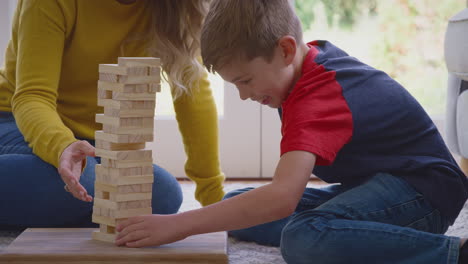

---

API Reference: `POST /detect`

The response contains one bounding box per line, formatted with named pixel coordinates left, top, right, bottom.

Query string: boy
left=116, top=0, right=468, bottom=263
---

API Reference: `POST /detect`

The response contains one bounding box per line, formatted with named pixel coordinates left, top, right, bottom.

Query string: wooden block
left=94, top=199, right=118, bottom=210
left=95, top=168, right=154, bottom=186
left=92, top=230, right=117, bottom=243
left=99, top=224, right=108, bottom=234
left=94, top=182, right=153, bottom=194
left=99, top=64, right=148, bottom=76
left=95, top=140, right=146, bottom=151
left=112, top=192, right=153, bottom=202
left=132, top=84, right=152, bottom=93
left=97, top=99, right=155, bottom=109
left=95, top=131, right=152, bottom=144
left=98, top=88, right=113, bottom=99
left=118, top=75, right=160, bottom=85
left=0, top=228, right=228, bottom=263
left=95, top=186, right=153, bottom=203
left=118, top=200, right=152, bottom=210
left=94, top=198, right=152, bottom=210
left=99, top=224, right=116, bottom=235
left=118, top=57, right=161, bottom=67
left=104, top=107, right=155, bottom=118
left=117, top=183, right=153, bottom=194
left=99, top=73, right=119, bottom=83
left=94, top=206, right=111, bottom=218
left=93, top=206, right=152, bottom=218
left=99, top=81, right=158, bottom=98
left=99, top=64, right=128, bottom=75
left=96, top=114, right=154, bottom=128
left=92, top=215, right=127, bottom=227
left=102, top=125, right=154, bottom=135
left=114, top=207, right=152, bottom=218
left=149, top=83, right=161, bottom=93
left=95, top=190, right=110, bottom=200
left=94, top=164, right=153, bottom=177
left=100, top=158, right=153, bottom=169
left=94, top=182, right=117, bottom=193
left=96, top=174, right=154, bottom=186
left=95, top=148, right=152, bottom=161
left=98, top=81, right=152, bottom=93
left=149, top=66, right=160, bottom=76
left=112, top=91, right=156, bottom=101
left=99, top=72, right=160, bottom=85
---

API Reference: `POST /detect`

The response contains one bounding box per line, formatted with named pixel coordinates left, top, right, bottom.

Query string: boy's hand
left=115, top=214, right=187, bottom=247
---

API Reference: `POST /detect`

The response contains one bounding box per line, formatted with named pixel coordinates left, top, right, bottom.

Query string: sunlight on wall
left=155, top=73, right=225, bottom=118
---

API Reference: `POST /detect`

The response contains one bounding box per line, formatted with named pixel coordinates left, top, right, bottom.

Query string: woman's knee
left=152, top=164, right=182, bottom=214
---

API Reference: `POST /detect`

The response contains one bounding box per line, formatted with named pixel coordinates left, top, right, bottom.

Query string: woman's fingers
left=77, top=141, right=95, bottom=158
left=59, top=141, right=95, bottom=202
left=61, top=167, right=91, bottom=201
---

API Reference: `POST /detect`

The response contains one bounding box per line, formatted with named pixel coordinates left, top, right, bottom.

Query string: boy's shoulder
left=307, top=40, right=351, bottom=60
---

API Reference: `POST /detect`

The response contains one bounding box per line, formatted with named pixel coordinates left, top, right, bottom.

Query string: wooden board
left=0, top=228, right=228, bottom=264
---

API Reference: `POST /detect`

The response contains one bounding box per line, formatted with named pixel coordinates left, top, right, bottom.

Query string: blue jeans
left=224, top=173, right=461, bottom=264
left=0, top=112, right=182, bottom=229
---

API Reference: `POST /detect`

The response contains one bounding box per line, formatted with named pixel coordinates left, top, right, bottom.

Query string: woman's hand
left=115, top=214, right=188, bottom=247
left=58, top=140, right=95, bottom=202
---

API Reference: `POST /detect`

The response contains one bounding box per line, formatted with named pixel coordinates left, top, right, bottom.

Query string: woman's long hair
left=147, top=0, right=209, bottom=99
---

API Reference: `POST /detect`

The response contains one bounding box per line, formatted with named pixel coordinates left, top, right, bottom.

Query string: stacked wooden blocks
left=92, top=57, right=161, bottom=243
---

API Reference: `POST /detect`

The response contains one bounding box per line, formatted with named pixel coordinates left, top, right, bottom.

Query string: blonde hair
left=201, top=0, right=302, bottom=72
left=147, top=0, right=209, bottom=99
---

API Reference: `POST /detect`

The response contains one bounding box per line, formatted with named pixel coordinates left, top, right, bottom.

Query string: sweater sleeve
left=11, top=0, right=77, bottom=168
left=172, top=72, right=226, bottom=206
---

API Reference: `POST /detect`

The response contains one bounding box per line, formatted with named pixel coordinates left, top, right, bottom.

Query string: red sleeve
left=280, top=69, right=353, bottom=166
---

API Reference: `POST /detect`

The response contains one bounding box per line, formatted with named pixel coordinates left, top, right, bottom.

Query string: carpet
left=1, top=181, right=467, bottom=264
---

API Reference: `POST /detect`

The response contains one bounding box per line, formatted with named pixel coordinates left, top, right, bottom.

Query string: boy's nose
left=238, top=90, right=249, bottom=101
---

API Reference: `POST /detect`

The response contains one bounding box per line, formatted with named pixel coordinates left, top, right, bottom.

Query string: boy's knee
left=280, top=213, right=331, bottom=262
left=223, top=187, right=255, bottom=200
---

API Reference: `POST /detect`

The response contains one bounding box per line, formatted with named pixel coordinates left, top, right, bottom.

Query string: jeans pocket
left=405, top=209, right=446, bottom=234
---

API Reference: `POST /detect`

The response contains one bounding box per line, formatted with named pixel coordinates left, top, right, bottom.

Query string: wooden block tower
left=92, top=57, right=161, bottom=242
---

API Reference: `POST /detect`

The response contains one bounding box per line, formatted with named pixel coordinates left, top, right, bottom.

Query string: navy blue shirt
left=280, top=40, right=468, bottom=224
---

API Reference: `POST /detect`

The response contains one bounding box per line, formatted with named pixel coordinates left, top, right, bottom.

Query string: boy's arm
left=115, top=150, right=316, bottom=247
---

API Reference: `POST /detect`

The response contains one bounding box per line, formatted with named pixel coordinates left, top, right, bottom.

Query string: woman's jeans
left=0, top=112, right=182, bottom=228
left=224, top=173, right=461, bottom=264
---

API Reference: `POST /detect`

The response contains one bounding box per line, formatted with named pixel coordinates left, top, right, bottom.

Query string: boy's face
left=217, top=45, right=296, bottom=108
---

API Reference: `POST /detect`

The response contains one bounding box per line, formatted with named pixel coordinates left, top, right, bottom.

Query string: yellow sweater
left=0, top=0, right=225, bottom=206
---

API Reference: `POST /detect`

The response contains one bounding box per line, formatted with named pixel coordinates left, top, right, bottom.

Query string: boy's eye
left=240, top=79, right=252, bottom=85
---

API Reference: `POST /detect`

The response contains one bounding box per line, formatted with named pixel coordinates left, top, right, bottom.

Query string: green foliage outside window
left=295, top=0, right=464, bottom=116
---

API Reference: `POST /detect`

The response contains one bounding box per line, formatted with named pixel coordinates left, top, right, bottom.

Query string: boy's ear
left=278, top=36, right=297, bottom=65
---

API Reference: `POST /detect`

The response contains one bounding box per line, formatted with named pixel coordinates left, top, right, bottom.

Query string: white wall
left=0, top=0, right=16, bottom=64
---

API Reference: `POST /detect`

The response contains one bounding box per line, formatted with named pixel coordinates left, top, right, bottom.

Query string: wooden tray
left=0, top=228, right=227, bottom=264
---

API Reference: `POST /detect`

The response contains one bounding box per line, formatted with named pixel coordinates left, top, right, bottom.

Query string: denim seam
left=403, top=209, right=439, bottom=229
left=321, top=223, right=440, bottom=241
left=447, top=236, right=460, bottom=264
left=354, top=196, right=427, bottom=220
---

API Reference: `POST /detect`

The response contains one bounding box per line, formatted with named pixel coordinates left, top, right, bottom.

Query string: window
left=296, top=0, right=464, bottom=117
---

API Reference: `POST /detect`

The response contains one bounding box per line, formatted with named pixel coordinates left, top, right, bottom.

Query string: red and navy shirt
left=280, top=40, right=468, bottom=224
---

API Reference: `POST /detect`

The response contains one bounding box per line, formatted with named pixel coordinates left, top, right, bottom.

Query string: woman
left=0, top=0, right=225, bottom=228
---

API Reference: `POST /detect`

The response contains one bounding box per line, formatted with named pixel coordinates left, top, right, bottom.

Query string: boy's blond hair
left=201, top=0, right=303, bottom=72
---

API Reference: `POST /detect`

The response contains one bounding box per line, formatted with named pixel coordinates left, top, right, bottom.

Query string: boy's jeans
left=0, top=112, right=182, bottom=228
left=225, top=173, right=461, bottom=264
